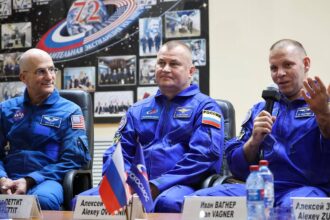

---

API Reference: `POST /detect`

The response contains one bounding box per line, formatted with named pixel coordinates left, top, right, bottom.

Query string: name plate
left=74, top=195, right=145, bottom=220
left=0, top=194, right=42, bottom=219
left=292, top=197, right=330, bottom=220
left=182, top=196, right=246, bottom=220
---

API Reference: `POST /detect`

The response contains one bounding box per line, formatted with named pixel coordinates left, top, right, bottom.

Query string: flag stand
left=126, top=198, right=132, bottom=220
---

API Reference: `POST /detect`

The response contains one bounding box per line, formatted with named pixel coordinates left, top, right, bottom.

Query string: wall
left=95, top=0, right=330, bottom=138
left=209, top=0, right=330, bottom=133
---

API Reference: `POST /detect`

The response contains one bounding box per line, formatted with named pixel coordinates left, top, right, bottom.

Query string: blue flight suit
left=186, top=95, right=330, bottom=209
left=0, top=89, right=90, bottom=210
left=78, top=84, right=224, bottom=213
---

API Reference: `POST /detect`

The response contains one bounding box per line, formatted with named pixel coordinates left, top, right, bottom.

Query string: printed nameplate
left=0, top=194, right=42, bottom=219
left=182, top=196, right=246, bottom=220
left=292, top=197, right=330, bottom=220
left=74, top=196, right=125, bottom=219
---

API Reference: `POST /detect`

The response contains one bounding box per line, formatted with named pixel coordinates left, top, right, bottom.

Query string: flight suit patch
left=295, top=107, right=314, bottom=118
left=141, top=107, right=160, bottom=120
left=13, top=109, right=25, bottom=122
left=202, top=110, right=221, bottom=129
left=118, top=115, right=127, bottom=131
left=174, top=107, right=193, bottom=118
left=40, top=115, right=62, bottom=128
left=71, top=115, right=86, bottom=130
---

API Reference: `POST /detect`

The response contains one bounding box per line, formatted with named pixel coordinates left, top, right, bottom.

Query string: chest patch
left=13, top=109, right=25, bottom=122
left=295, top=107, right=314, bottom=118
left=174, top=107, right=193, bottom=119
left=40, top=115, right=62, bottom=128
left=141, top=107, right=160, bottom=120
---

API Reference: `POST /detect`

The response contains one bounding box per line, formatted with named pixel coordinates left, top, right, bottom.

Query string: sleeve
left=225, top=106, right=257, bottom=181
left=102, top=110, right=137, bottom=175
left=0, top=104, right=8, bottom=178
left=26, top=107, right=91, bottom=184
left=150, top=100, right=224, bottom=192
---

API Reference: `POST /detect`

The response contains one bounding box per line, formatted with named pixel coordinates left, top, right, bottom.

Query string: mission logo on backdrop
left=37, top=0, right=144, bottom=61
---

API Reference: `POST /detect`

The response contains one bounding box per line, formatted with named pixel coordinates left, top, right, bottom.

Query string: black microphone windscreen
left=262, top=84, right=281, bottom=113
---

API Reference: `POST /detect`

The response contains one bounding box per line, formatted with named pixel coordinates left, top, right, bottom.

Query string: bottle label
left=247, top=189, right=264, bottom=201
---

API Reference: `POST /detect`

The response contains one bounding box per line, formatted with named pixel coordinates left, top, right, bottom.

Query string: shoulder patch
left=242, top=108, right=252, bottom=126
left=118, top=115, right=127, bottom=131
left=202, top=110, right=221, bottom=129
left=71, top=115, right=85, bottom=130
left=113, top=131, right=122, bottom=144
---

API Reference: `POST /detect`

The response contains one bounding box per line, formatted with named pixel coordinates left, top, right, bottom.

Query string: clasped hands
left=0, top=177, right=28, bottom=195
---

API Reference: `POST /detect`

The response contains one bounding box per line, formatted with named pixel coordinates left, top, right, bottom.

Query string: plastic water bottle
left=246, top=165, right=266, bottom=220
left=259, top=160, right=274, bottom=213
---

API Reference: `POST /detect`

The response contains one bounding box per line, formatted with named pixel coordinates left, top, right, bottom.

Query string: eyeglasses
left=34, top=67, right=59, bottom=76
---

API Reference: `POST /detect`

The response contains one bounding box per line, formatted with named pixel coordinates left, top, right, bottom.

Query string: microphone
left=262, top=84, right=281, bottom=114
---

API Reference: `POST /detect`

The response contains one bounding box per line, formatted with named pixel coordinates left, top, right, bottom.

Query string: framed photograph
left=139, top=58, right=156, bottom=85
left=33, top=0, right=50, bottom=3
left=63, top=66, right=96, bottom=92
left=0, top=52, right=22, bottom=79
left=192, top=68, right=200, bottom=86
left=1, top=22, right=32, bottom=49
left=0, top=81, right=25, bottom=102
left=0, top=0, right=12, bottom=17
left=137, top=0, right=156, bottom=7
left=139, top=17, right=162, bottom=56
left=165, top=9, right=201, bottom=38
left=137, top=86, right=158, bottom=101
left=183, top=38, right=206, bottom=66
left=98, top=55, right=136, bottom=86
left=94, top=91, right=133, bottom=119
left=13, top=0, right=32, bottom=11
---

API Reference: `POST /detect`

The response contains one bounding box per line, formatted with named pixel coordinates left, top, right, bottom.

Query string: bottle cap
left=259, top=160, right=269, bottom=166
left=249, top=165, right=259, bottom=171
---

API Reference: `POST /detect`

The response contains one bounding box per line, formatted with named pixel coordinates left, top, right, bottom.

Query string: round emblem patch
left=118, top=115, right=127, bottom=132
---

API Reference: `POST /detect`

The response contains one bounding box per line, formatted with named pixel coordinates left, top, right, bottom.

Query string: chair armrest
left=212, top=175, right=245, bottom=186
left=200, top=174, right=222, bottom=189
left=63, top=169, right=92, bottom=210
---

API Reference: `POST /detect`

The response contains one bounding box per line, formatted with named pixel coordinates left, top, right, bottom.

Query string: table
left=32, top=211, right=182, bottom=220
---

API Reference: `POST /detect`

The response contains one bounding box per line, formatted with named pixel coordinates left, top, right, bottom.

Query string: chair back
left=216, top=99, right=236, bottom=176
left=216, top=99, right=236, bottom=140
left=59, top=90, right=94, bottom=169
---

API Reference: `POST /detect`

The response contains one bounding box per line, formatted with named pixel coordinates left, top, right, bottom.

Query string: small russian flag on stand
left=99, top=142, right=130, bottom=215
left=127, top=144, right=154, bottom=212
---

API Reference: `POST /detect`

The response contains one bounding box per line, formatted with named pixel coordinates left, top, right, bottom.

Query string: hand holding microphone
left=244, top=85, right=281, bottom=162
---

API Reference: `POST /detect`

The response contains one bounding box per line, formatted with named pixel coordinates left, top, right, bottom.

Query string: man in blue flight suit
left=182, top=39, right=330, bottom=209
left=77, top=40, right=224, bottom=213
left=0, top=48, right=90, bottom=210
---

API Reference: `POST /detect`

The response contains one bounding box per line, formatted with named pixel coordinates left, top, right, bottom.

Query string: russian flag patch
left=202, top=110, right=221, bottom=129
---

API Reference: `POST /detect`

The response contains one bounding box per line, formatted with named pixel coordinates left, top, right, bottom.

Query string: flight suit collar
left=23, top=88, right=60, bottom=106
left=155, top=84, right=200, bottom=100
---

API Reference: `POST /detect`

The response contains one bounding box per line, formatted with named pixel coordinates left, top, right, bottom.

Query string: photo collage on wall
left=0, top=0, right=209, bottom=123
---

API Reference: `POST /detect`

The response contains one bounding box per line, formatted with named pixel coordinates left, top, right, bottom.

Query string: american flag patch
left=202, top=110, right=221, bottom=129
left=71, top=115, right=85, bottom=130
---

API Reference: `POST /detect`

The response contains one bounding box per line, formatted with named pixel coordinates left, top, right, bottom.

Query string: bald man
left=183, top=39, right=330, bottom=210
left=76, top=40, right=224, bottom=213
left=0, top=48, right=90, bottom=210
